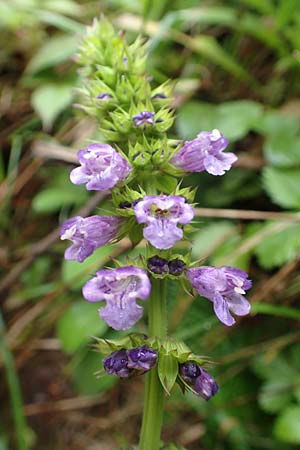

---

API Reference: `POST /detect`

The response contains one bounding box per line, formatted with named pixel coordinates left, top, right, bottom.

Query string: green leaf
left=32, top=184, right=88, bottom=213
left=157, top=353, right=178, bottom=395
left=154, top=174, right=177, bottom=193
left=263, top=167, right=300, bottom=209
left=192, top=221, right=236, bottom=259
left=26, top=34, right=78, bottom=73
left=255, top=223, right=300, bottom=268
left=32, top=84, right=73, bottom=128
left=61, top=245, right=116, bottom=289
left=56, top=301, right=108, bottom=353
left=176, top=102, right=216, bottom=139
left=251, top=302, right=300, bottom=320
left=274, top=406, right=300, bottom=444
left=264, top=135, right=300, bottom=167
left=259, top=380, right=294, bottom=413
left=254, top=111, right=299, bottom=137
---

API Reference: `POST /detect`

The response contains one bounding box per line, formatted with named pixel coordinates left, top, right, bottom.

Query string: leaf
left=154, top=174, right=177, bottom=193
left=254, top=223, right=300, bottom=268
left=263, top=135, right=300, bottom=167
left=32, top=184, right=88, bottom=213
left=61, top=245, right=116, bottom=289
left=192, top=221, right=236, bottom=259
left=56, top=301, right=108, bottom=353
left=157, top=353, right=178, bottom=394
left=176, top=101, right=216, bottom=140
left=274, top=406, right=300, bottom=444
left=26, top=34, right=78, bottom=73
left=258, top=380, right=294, bottom=413
left=263, top=167, right=300, bottom=209
left=254, top=111, right=299, bottom=137
left=251, top=302, right=300, bottom=320
left=32, top=84, right=73, bottom=128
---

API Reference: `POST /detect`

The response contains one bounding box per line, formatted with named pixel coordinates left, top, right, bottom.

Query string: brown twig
left=194, top=207, right=300, bottom=221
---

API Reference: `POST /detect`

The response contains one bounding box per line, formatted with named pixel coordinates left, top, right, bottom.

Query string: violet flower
left=134, top=195, right=194, bottom=249
left=186, top=266, right=252, bottom=326
left=82, top=266, right=151, bottom=330
left=103, top=349, right=132, bottom=377
left=133, top=111, right=155, bottom=127
left=60, top=215, right=120, bottom=262
left=147, top=256, right=169, bottom=275
left=70, top=143, right=131, bottom=190
left=127, top=346, right=158, bottom=371
left=168, top=258, right=186, bottom=276
left=179, top=361, right=219, bottom=400
left=171, top=129, right=237, bottom=176
left=97, top=93, right=112, bottom=100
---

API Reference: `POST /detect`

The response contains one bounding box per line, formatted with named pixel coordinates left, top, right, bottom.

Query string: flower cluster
left=103, top=346, right=158, bottom=377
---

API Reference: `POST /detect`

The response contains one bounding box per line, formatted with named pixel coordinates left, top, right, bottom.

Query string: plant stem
left=139, top=278, right=167, bottom=450
left=0, top=309, right=28, bottom=450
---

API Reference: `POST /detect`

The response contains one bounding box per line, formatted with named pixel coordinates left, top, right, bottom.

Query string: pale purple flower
left=132, top=111, right=155, bottom=126
left=171, top=129, right=237, bottom=176
left=103, top=349, right=131, bottom=377
left=127, top=346, right=158, bottom=371
left=134, top=195, right=194, bottom=249
left=60, top=216, right=120, bottom=262
left=70, top=143, right=131, bottom=190
left=186, top=266, right=252, bottom=326
left=179, top=362, right=219, bottom=400
left=82, top=266, right=151, bottom=330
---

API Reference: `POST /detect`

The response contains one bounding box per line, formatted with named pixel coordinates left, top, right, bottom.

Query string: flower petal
left=213, top=293, right=235, bottom=326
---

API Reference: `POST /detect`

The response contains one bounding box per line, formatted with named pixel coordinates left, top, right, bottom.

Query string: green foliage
left=263, top=168, right=300, bottom=209
left=274, top=406, right=300, bottom=444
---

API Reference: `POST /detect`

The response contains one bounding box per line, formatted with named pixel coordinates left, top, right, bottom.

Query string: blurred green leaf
left=56, top=301, right=108, bottom=353
left=263, top=167, right=300, bottom=209
left=259, top=380, right=294, bottom=413
left=176, top=102, right=216, bottom=139
left=32, top=83, right=73, bottom=128
left=254, top=223, right=300, bottom=269
left=192, top=221, right=236, bottom=259
left=251, top=303, right=300, bottom=320
left=32, top=183, right=88, bottom=213
left=26, top=34, right=78, bottom=73
left=274, top=406, right=300, bottom=443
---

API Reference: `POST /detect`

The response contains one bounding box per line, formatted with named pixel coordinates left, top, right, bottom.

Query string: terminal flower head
left=70, top=143, right=131, bottom=191
left=179, top=361, right=219, bottom=400
left=133, top=111, right=155, bottom=127
left=186, top=266, right=251, bottom=326
left=134, top=195, right=194, bottom=249
left=171, top=129, right=237, bottom=176
left=82, top=266, right=151, bottom=330
left=60, top=215, right=120, bottom=262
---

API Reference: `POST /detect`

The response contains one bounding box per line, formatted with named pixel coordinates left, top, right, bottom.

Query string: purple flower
left=103, top=349, right=132, bottom=377
left=60, top=215, right=120, bottom=262
left=70, top=143, right=131, bottom=191
left=82, top=266, right=151, bottom=330
left=171, top=129, right=237, bottom=176
left=133, top=196, right=194, bottom=249
left=132, top=111, right=155, bottom=126
left=186, top=266, right=252, bottom=326
left=97, top=93, right=112, bottom=100
left=127, top=346, right=158, bottom=371
left=147, top=256, right=169, bottom=275
left=168, top=258, right=186, bottom=276
left=179, top=362, right=219, bottom=401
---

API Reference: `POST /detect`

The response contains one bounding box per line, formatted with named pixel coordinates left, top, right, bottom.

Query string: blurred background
left=1, top=0, right=300, bottom=449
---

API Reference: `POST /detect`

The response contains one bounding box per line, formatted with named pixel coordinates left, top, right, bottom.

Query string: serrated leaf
left=255, top=223, right=300, bottom=268
left=274, top=406, right=300, bottom=444
left=32, top=84, right=73, bottom=128
left=158, top=353, right=178, bottom=394
left=264, top=135, right=300, bottom=167
left=263, top=167, right=300, bottom=209
left=61, top=245, right=116, bottom=289
left=56, top=301, right=108, bottom=353
left=26, top=34, right=78, bottom=73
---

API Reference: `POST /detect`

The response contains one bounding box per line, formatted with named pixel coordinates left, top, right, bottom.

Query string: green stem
left=0, top=309, right=28, bottom=450
left=139, top=278, right=167, bottom=450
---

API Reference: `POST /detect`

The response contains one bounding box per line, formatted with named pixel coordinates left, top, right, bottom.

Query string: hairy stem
left=139, top=278, right=167, bottom=450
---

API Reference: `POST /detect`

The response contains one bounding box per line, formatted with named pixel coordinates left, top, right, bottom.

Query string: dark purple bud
left=103, top=350, right=132, bottom=377
left=168, top=259, right=186, bottom=276
left=133, top=111, right=155, bottom=127
left=119, top=201, right=132, bottom=209
left=179, top=362, right=219, bottom=401
left=127, top=346, right=158, bottom=371
left=97, top=93, right=112, bottom=100
left=152, top=93, right=167, bottom=99
left=147, top=256, right=169, bottom=275
left=194, top=368, right=219, bottom=400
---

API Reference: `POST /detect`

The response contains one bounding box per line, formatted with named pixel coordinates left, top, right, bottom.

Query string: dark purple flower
left=60, top=215, right=120, bottom=262
left=97, top=93, right=112, bottom=100
left=132, top=111, right=155, bottom=127
left=168, top=259, right=186, bottom=276
left=133, top=195, right=194, bottom=249
left=127, top=346, right=158, bottom=371
left=186, top=266, right=252, bottom=326
left=103, top=349, right=132, bottom=377
left=82, top=266, right=151, bottom=330
left=171, top=129, right=237, bottom=176
left=147, top=256, right=169, bottom=275
left=179, top=362, right=219, bottom=400
left=70, top=143, right=131, bottom=191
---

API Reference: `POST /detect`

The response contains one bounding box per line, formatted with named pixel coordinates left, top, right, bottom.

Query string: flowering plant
left=60, top=18, right=252, bottom=450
